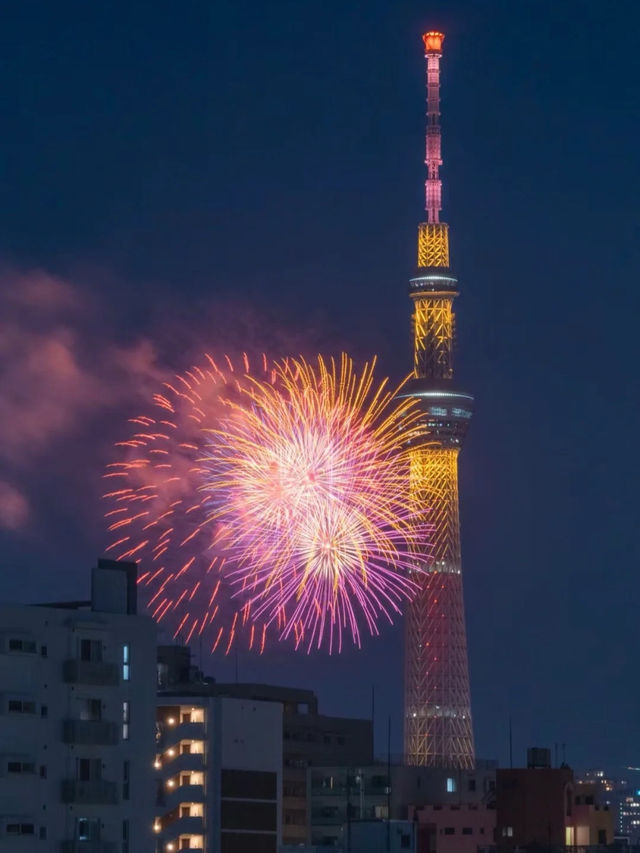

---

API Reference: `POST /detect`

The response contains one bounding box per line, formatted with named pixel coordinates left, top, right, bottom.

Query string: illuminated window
left=122, top=645, right=130, bottom=681
left=446, top=777, right=456, bottom=793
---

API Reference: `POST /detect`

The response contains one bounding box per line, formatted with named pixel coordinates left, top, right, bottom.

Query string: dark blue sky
left=1, top=0, right=639, bottom=768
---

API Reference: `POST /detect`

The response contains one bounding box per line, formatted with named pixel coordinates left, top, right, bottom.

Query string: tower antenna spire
left=423, top=31, right=444, bottom=224
left=403, top=31, right=475, bottom=770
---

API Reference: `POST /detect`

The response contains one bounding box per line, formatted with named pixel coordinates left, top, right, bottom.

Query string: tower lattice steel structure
left=403, top=31, right=475, bottom=769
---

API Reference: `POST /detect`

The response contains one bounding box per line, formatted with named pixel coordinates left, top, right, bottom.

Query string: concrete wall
left=0, top=600, right=156, bottom=852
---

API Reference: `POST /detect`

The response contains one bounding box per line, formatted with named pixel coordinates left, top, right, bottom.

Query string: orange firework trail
left=103, top=353, right=427, bottom=654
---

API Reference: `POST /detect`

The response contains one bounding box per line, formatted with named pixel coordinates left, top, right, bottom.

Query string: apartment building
left=157, top=646, right=374, bottom=847
left=155, top=693, right=282, bottom=853
left=0, top=558, right=156, bottom=852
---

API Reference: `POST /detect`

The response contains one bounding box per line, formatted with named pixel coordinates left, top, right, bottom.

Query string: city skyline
left=0, top=0, right=639, bottom=770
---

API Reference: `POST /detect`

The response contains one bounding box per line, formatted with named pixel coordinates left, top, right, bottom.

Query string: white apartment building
left=155, top=693, right=282, bottom=853
left=0, top=559, right=157, bottom=852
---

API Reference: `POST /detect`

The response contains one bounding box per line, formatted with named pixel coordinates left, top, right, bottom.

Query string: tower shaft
left=403, top=32, right=475, bottom=769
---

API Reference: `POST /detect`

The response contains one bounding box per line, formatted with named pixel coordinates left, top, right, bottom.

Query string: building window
left=446, top=777, right=457, bottom=793
left=122, top=644, right=130, bottom=681
left=79, top=638, right=102, bottom=662
left=79, top=698, right=102, bottom=722
left=122, top=701, right=130, bottom=740
left=6, top=823, right=35, bottom=836
left=7, top=698, right=36, bottom=714
left=468, top=778, right=476, bottom=792
left=123, top=760, right=130, bottom=800
left=40, top=705, right=48, bottom=718
left=502, top=826, right=514, bottom=837
left=77, top=819, right=100, bottom=842
left=8, top=638, right=37, bottom=654
left=76, top=758, right=101, bottom=781
left=7, top=760, right=36, bottom=774
left=122, top=818, right=129, bottom=853
left=444, top=827, right=455, bottom=835
left=462, top=827, right=473, bottom=835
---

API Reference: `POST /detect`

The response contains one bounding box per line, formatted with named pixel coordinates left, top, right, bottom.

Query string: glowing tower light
left=402, top=31, right=475, bottom=769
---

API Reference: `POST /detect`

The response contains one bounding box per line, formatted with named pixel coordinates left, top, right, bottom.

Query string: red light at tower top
left=422, top=31, right=444, bottom=54
left=422, top=31, right=444, bottom=223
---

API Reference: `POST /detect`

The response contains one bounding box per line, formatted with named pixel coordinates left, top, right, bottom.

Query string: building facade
left=309, top=762, right=496, bottom=849
left=411, top=802, right=495, bottom=853
left=0, top=558, right=157, bottom=852
left=155, top=694, right=282, bottom=853
left=157, top=646, right=373, bottom=847
left=496, top=749, right=613, bottom=849
left=578, top=768, right=640, bottom=844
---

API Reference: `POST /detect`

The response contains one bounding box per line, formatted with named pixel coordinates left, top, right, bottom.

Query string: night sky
left=1, top=0, right=639, bottom=769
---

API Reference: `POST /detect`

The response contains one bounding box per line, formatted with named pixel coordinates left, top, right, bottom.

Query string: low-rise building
left=496, top=748, right=613, bottom=849
left=0, top=558, right=157, bottom=852
left=573, top=782, right=613, bottom=846
left=309, top=762, right=496, bottom=849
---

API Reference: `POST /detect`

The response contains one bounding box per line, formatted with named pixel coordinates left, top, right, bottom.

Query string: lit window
left=122, top=644, right=130, bottom=681
left=446, top=777, right=456, bottom=793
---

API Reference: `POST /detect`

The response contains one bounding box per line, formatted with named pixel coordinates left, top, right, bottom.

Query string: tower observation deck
left=402, top=31, right=475, bottom=768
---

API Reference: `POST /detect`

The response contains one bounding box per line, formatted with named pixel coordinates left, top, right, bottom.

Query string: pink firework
left=103, top=353, right=426, bottom=653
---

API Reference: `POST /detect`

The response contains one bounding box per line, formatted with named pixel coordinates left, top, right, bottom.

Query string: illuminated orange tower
left=403, top=32, right=475, bottom=768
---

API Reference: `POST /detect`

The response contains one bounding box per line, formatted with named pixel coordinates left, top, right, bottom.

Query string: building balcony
left=311, top=813, right=343, bottom=826
left=61, top=779, right=119, bottom=805
left=162, top=815, right=205, bottom=837
left=310, top=785, right=349, bottom=796
left=162, top=752, right=205, bottom=775
left=63, top=659, right=119, bottom=686
left=159, top=721, right=205, bottom=746
left=158, top=784, right=205, bottom=810
left=62, top=720, right=119, bottom=746
left=60, top=843, right=116, bottom=853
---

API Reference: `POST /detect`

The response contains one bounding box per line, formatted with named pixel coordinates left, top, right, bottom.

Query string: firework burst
left=104, top=353, right=426, bottom=653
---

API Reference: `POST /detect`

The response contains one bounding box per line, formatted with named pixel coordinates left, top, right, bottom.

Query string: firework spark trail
left=104, top=352, right=428, bottom=653
left=200, top=354, right=427, bottom=652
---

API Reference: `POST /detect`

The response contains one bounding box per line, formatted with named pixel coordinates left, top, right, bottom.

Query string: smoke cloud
left=0, top=268, right=168, bottom=533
